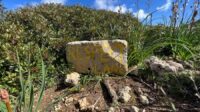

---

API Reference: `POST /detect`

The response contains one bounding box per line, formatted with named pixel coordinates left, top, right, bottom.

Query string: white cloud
left=15, top=2, right=38, bottom=8
left=113, top=5, right=133, bottom=13
left=30, top=2, right=39, bottom=6
left=94, top=0, right=116, bottom=9
left=94, top=0, right=132, bottom=13
left=156, top=0, right=172, bottom=11
left=133, top=9, right=148, bottom=20
left=42, top=0, right=67, bottom=4
left=94, top=0, right=149, bottom=20
left=16, top=4, right=25, bottom=8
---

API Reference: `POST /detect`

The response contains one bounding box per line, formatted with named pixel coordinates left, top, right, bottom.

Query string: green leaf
left=0, top=101, right=8, bottom=112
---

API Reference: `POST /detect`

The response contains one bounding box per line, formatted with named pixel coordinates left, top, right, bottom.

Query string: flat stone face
left=66, top=40, right=128, bottom=75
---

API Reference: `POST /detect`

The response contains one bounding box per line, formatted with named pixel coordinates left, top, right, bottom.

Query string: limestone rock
left=145, top=56, right=184, bottom=74
left=139, top=95, right=149, bottom=105
left=130, top=106, right=140, bottom=112
left=166, top=60, right=184, bottom=71
left=63, top=97, right=74, bottom=106
left=54, top=103, right=62, bottom=112
left=65, top=72, right=80, bottom=86
left=108, top=107, right=115, bottom=112
left=66, top=40, right=128, bottom=75
left=137, top=87, right=143, bottom=95
left=78, top=97, right=90, bottom=110
left=118, top=86, right=131, bottom=103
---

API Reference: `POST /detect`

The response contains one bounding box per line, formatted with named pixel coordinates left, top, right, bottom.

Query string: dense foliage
left=0, top=4, right=139, bottom=94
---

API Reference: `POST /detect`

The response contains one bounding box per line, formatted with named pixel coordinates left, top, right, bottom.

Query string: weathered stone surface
left=108, top=107, right=115, bottom=112
left=54, top=103, right=62, bottom=111
left=118, top=86, right=131, bottom=103
left=78, top=97, right=90, bottom=110
left=145, top=56, right=184, bottom=74
left=65, top=72, right=80, bottom=86
left=66, top=40, right=128, bottom=75
left=139, top=95, right=149, bottom=105
left=63, top=96, right=74, bottom=106
left=130, top=106, right=140, bottom=112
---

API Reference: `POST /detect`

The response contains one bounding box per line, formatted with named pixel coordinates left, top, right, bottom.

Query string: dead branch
left=102, top=79, right=118, bottom=104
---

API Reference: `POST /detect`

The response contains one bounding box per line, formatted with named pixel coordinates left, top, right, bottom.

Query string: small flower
left=0, top=89, right=10, bottom=103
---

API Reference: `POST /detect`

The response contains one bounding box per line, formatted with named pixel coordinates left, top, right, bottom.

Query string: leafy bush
left=0, top=4, right=139, bottom=95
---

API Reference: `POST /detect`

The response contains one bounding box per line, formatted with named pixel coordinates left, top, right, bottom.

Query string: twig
left=140, top=79, right=154, bottom=90
left=159, top=87, right=177, bottom=111
left=88, top=96, right=101, bottom=111
left=126, top=66, right=138, bottom=75
left=131, top=75, right=154, bottom=90
left=102, top=79, right=118, bottom=104
left=148, top=107, right=172, bottom=111
left=189, top=75, right=200, bottom=100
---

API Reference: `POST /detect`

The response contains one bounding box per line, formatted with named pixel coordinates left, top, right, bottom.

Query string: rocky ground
left=36, top=76, right=200, bottom=112
left=34, top=56, right=200, bottom=112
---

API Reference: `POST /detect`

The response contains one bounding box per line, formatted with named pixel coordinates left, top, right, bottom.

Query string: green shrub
left=0, top=4, right=139, bottom=95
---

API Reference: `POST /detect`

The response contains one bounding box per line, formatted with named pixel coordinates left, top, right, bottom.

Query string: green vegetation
left=0, top=4, right=139, bottom=95
left=14, top=47, right=46, bottom=112
left=0, top=101, right=7, bottom=112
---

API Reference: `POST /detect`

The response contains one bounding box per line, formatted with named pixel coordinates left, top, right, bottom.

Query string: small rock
left=118, top=86, right=131, bottom=103
left=78, top=97, right=90, bottom=110
left=139, top=95, right=149, bottom=105
left=94, top=106, right=99, bottom=111
left=145, top=56, right=184, bottom=74
left=63, top=97, right=74, bottom=106
left=142, top=109, right=146, bottom=112
left=108, top=107, right=115, bottom=112
left=137, top=87, right=143, bottom=95
left=65, top=72, right=80, bottom=86
left=166, top=60, right=184, bottom=71
left=54, top=103, right=62, bottom=112
left=130, top=106, right=139, bottom=112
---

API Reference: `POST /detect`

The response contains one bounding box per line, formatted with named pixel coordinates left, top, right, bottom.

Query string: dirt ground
left=35, top=76, right=200, bottom=112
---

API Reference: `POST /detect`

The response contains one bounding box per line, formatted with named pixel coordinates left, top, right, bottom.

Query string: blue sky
left=2, top=0, right=197, bottom=24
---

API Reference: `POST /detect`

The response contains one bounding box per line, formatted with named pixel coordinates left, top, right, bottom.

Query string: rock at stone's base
left=65, top=72, right=80, bottom=86
left=78, top=97, right=90, bottom=110
left=130, top=106, right=140, bottom=112
left=139, top=95, right=149, bottom=105
left=118, top=86, right=131, bottom=103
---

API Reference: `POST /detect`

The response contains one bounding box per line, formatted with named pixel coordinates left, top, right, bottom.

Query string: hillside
left=4, top=4, right=139, bottom=41
left=0, top=4, right=139, bottom=94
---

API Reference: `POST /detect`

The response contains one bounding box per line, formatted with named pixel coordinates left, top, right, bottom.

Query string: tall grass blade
left=16, top=50, right=25, bottom=111
left=34, top=48, right=46, bottom=112
left=28, top=84, right=34, bottom=112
